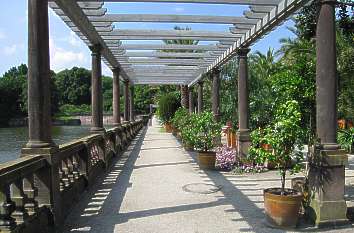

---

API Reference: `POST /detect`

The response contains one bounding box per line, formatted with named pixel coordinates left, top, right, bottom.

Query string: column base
left=21, top=146, right=59, bottom=158
left=112, top=123, right=121, bottom=127
left=236, top=129, right=251, bottom=157
left=90, top=127, right=106, bottom=135
left=307, top=145, right=348, bottom=227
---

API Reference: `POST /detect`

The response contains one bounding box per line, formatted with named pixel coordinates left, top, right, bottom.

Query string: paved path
left=62, top=118, right=354, bottom=233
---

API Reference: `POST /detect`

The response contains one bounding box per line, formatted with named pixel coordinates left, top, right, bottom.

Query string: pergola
left=24, top=0, right=347, bottom=227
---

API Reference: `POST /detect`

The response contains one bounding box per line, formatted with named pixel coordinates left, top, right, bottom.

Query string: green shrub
left=249, top=100, right=304, bottom=194
left=338, top=128, right=354, bottom=153
left=188, top=111, right=222, bottom=152
left=157, top=93, right=180, bottom=124
left=171, top=107, right=189, bottom=130
left=58, top=104, right=91, bottom=116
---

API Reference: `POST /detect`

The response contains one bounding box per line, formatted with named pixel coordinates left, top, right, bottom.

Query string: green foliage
left=249, top=101, right=304, bottom=194
left=157, top=93, right=180, bottom=124
left=55, top=67, right=91, bottom=106
left=57, top=104, right=91, bottom=116
left=171, top=107, right=189, bottom=130
left=188, top=111, right=222, bottom=152
left=338, top=128, right=354, bottom=153
left=134, top=85, right=158, bottom=114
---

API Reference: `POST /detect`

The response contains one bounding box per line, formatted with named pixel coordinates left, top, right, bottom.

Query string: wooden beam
left=89, top=14, right=258, bottom=24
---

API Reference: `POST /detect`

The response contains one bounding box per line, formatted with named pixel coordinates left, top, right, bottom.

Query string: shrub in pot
left=171, top=107, right=189, bottom=137
left=180, top=112, right=196, bottom=151
left=249, top=100, right=304, bottom=228
left=337, top=127, right=354, bottom=154
left=157, top=93, right=180, bottom=133
left=190, top=111, right=222, bottom=169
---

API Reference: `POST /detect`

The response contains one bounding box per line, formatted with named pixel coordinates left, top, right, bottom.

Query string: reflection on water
left=0, top=125, right=92, bottom=164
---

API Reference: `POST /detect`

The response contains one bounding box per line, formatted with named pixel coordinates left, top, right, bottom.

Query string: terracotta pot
left=226, top=129, right=232, bottom=147
left=264, top=188, right=303, bottom=228
left=198, top=151, right=216, bottom=170
left=338, top=119, right=346, bottom=129
left=230, top=132, right=237, bottom=149
left=164, top=123, right=173, bottom=133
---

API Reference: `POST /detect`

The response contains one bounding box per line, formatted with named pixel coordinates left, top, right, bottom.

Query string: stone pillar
left=308, top=0, right=348, bottom=227
left=90, top=44, right=104, bottom=133
left=212, top=68, right=220, bottom=122
left=112, top=67, right=121, bottom=126
left=24, top=0, right=54, bottom=150
left=188, top=88, right=194, bottom=114
left=236, top=47, right=251, bottom=158
left=124, top=80, right=130, bottom=122
left=197, top=81, right=203, bottom=113
left=129, top=85, right=135, bottom=121
left=181, top=85, right=189, bottom=109
left=21, top=0, right=62, bottom=227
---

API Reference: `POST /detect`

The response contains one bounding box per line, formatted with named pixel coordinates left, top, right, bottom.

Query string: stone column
left=129, top=85, right=135, bottom=121
left=197, top=81, right=203, bottom=113
left=21, top=0, right=62, bottom=227
left=236, top=47, right=251, bottom=158
left=112, top=67, right=121, bottom=126
left=181, top=85, right=189, bottom=109
left=188, top=88, right=194, bottom=114
left=24, top=0, right=54, bottom=150
left=308, top=0, right=348, bottom=226
left=90, top=44, right=104, bottom=134
left=124, top=80, right=130, bottom=122
left=212, top=68, right=221, bottom=122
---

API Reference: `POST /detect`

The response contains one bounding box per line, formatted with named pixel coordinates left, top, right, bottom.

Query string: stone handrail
left=0, top=120, right=145, bottom=232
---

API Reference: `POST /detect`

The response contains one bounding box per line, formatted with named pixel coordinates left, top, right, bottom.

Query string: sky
left=0, top=1, right=296, bottom=77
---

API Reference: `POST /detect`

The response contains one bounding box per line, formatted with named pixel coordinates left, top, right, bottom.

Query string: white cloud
left=68, top=31, right=81, bottom=47
left=3, top=44, right=17, bottom=55
left=49, top=37, right=89, bottom=71
left=175, top=7, right=185, bottom=12
left=0, top=30, right=5, bottom=40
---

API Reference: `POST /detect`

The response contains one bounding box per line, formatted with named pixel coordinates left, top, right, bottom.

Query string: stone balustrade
left=0, top=120, right=144, bottom=233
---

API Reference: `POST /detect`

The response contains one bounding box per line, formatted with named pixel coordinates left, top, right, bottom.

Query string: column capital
left=112, top=67, right=121, bottom=73
left=236, top=47, right=251, bottom=57
left=319, top=0, right=336, bottom=5
left=89, top=44, right=102, bottom=54
left=197, top=80, right=204, bottom=86
left=211, top=67, right=221, bottom=75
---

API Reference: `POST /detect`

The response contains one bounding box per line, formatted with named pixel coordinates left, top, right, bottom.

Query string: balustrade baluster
left=23, top=175, right=38, bottom=215
left=72, top=155, right=80, bottom=180
left=58, top=164, right=65, bottom=191
left=11, top=179, right=28, bottom=224
left=0, top=184, right=15, bottom=230
left=61, top=160, right=70, bottom=188
left=66, top=157, right=75, bottom=184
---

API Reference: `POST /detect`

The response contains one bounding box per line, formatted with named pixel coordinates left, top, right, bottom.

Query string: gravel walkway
left=62, top=117, right=354, bottom=233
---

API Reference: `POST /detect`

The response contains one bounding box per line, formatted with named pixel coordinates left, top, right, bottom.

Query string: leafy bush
left=189, top=111, right=222, bottom=152
left=171, top=107, right=189, bottom=130
left=338, top=127, right=354, bottom=153
left=249, top=100, right=304, bottom=195
left=157, top=93, right=180, bottom=124
left=58, top=104, right=91, bottom=116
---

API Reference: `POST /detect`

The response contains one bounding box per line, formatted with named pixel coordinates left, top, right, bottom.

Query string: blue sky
left=0, top=1, right=295, bottom=77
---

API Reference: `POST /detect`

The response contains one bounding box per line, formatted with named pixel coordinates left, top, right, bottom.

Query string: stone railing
left=0, top=120, right=144, bottom=233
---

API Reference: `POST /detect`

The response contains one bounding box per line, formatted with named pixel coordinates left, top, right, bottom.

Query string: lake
left=0, top=125, right=105, bottom=164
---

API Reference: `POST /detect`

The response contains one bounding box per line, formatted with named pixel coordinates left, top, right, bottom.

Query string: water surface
left=0, top=125, right=92, bottom=164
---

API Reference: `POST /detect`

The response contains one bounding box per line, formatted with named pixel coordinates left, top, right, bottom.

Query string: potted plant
left=338, top=127, right=354, bottom=154
left=179, top=112, right=196, bottom=151
left=171, top=107, right=189, bottom=138
left=249, top=100, right=304, bottom=228
left=190, top=111, right=222, bottom=169
left=157, top=93, right=180, bottom=133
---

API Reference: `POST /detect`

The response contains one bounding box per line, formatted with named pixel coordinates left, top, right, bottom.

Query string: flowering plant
left=216, top=145, right=236, bottom=170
